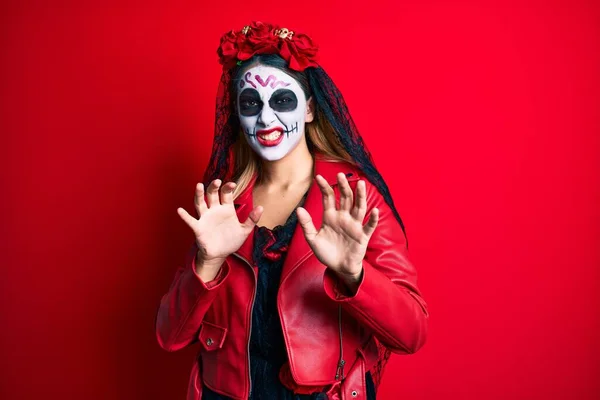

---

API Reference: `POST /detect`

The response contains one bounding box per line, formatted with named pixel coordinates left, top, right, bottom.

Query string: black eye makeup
left=239, top=88, right=262, bottom=116
left=269, top=89, right=298, bottom=112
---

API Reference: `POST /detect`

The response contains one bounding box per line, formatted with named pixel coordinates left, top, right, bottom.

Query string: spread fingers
left=351, top=180, right=367, bottom=221
left=337, top=173, right=353, bottom=212
left=206, top=179, right=222, bottom=207
left=194, top=183, right=208, bottom=217
left=315, top=175, right=335, bottom=211
left=220, top=182, right=236, bottom=205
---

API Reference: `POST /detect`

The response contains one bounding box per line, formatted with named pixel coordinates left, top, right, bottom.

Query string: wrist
left=336, top=264, right=364, bottom=295
left=339, top=269, right=362, bottom=284
left=339, top=260, right=363, bottom=281
left=194, top=252, right=226, bottom=282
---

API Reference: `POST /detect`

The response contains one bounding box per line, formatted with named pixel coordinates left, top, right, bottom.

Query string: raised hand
left=177, top=179, right=263, bottom=275
left=296, top=173, right=379, bottom=286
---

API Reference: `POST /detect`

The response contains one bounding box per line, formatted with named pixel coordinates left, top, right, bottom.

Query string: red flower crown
left=217, top=21, right=319, bottom=72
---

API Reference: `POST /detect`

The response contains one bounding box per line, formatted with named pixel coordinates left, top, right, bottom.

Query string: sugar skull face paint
left=237, top=65, right=310, bottom=161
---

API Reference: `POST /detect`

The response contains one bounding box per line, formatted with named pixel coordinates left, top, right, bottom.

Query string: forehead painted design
left=240, top=71, right=292, bottom=89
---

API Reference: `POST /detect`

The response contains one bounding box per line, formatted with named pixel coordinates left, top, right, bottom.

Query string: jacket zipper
left=335, top=304, right=345, bottom=380
left=232, top=252, right=257, bottom=399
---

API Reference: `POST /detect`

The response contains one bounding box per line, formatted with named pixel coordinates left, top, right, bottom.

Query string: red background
left=2, top=0, right=599, bottom=399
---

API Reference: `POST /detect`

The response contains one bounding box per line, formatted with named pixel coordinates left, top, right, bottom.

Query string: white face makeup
left=236, top=65, right=310, bottom=161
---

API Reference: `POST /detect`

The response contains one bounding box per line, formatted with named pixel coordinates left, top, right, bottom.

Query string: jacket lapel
left=232, top=175, right=256, bottom=264
left=279, top=174, right=324, bottom=281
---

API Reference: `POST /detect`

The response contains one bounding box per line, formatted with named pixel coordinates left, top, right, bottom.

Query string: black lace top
left=202, top=191, right=376, bottom=400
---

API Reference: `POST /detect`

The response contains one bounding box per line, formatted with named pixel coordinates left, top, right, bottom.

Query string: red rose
left=217, top=30, right=246, bottom=69
left=239, top=24, right=278, bottom=60
left=293, top=33, right=318, bottom=59
left=279, top=33, right=319, bottom=71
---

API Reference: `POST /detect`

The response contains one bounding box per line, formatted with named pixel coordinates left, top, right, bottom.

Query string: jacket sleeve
left=322, top=181, right=429, bottom=354
left=155, top=243, right=230, bottom=351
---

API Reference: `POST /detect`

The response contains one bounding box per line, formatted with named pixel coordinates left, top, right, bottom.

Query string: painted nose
left=257, top=104, right=277, bottom=126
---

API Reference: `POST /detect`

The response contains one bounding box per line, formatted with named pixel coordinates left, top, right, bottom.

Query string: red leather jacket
left=156, top=157, right=429, bottom=400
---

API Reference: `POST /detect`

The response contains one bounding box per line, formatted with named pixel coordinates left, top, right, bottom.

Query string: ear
left=305, top=96, right=315, bottom=123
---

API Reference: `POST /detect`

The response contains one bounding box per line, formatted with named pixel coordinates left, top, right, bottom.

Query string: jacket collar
left=232, top=154, right=360, bottom=276
left=312, top=153, right=360, bottom=186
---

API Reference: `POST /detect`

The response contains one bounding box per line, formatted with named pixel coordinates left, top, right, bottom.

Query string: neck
left=258, top=138, right=314, bottom=190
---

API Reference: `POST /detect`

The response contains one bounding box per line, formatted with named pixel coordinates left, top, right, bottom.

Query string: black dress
left=203, top=193, right=376, bottom=400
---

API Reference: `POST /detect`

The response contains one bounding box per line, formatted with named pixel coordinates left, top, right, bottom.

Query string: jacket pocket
left=198, top=321, right=227, bottom=351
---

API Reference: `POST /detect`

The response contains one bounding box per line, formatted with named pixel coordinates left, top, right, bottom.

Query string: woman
left=156, top=21, right=429, bottom=400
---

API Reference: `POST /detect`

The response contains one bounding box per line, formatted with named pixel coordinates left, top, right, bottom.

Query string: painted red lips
left=256, top=127, right=284, bottom=147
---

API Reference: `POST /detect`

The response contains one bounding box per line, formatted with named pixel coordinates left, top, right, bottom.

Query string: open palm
left=296, top=173, right=379, bottom=279
left=177, top=179, right=263, bottom=265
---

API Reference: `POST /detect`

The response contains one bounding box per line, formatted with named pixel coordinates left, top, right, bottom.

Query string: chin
left=249, top=144, right=292, bottom=162
left=255, top=151, right=287, bottom=162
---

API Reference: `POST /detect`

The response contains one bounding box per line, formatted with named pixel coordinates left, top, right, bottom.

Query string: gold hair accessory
left=274, top=28, right=294, bottom=40
left=241, top=26, right=251, bottom=35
